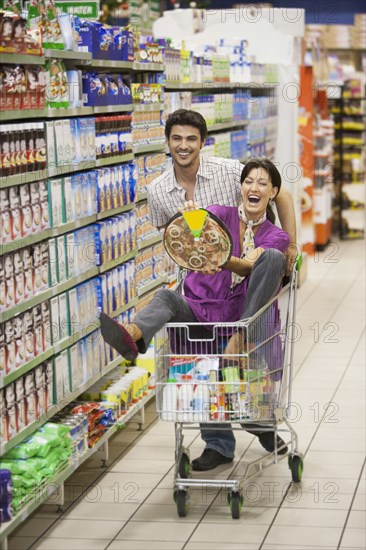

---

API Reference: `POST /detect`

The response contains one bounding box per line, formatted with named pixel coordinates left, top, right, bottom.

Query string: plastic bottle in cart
left=193, top=374, right=210, bottom=422
left=177, top=375, right=194, bottom=422
left=161, top=378, right=178, bottom=421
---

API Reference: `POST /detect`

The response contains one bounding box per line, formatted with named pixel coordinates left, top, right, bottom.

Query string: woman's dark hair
left=164, top=109, right=208, bottom=142
left=241, top=158, right=282, bottom=224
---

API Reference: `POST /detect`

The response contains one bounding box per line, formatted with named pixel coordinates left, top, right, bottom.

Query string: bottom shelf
left=0, top=390, right=155, bottom=541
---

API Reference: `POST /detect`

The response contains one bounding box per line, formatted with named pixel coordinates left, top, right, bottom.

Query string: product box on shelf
left=15, top=377, right=26, bottom=432
left=5, top=383, right=17, bottom=439
left=33, top=304, right=43, bottom=358
left=79, top=22, right=133, bottom=61
left=58, top=292, right=70, bottom=341
left=44, top=360, right=53, bottom=410
left=56, top=235, right=67, bottom=283
left=24, top=370, right=37, bottom=424
left=45, top=59, right=69, bottom=109
left=41, top=301, right=52, bottom=350
left=50, top=295, right=60, bottom=345
left=34, top=364, right=46, bottom=417
left=60, top=349, right=71, bottom=396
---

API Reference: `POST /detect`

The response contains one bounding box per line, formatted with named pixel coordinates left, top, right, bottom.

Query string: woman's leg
left=100, top=289, right=197, bottom=359
left=242, top=248, right=286, bottom=319
left=134, top=288, right=197, bottom=352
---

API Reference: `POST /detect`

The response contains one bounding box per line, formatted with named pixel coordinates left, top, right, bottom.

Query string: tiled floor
left=8, top=238, right=366, bottom=550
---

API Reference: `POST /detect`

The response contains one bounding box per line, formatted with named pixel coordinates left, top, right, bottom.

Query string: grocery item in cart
left=164, top=209, right=232, bottom=271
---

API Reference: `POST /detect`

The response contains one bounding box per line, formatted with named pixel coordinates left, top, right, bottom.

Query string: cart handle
left=295, top=254, right=303, bottom=272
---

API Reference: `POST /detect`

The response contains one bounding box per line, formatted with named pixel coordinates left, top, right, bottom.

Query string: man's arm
left=274, top=186, right=299, bottom=273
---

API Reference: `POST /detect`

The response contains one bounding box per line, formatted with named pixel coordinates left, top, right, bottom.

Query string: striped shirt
left=147, top=157, right=244, bottom=228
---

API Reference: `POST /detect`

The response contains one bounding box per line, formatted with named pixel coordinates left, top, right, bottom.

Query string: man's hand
left=178, top=200, right=200, bottom=213
left=285, top=242, right=301, bottom=275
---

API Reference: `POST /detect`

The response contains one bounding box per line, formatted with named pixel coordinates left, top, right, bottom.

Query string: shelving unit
left=0, top=43, right=168, bottom=547
left=328, top=85, right=365, bottom=240
left=0, top=387, right=155, bottom=540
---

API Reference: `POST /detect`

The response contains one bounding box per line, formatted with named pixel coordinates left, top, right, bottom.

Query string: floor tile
left=31, top=538, right=110, bottom=550
left=39, top=518, right=125, bottom=540
left=64, top=501, right=140, bottom=521
left=263, top=525, right=342, bottom=547
left=273, top=507, right=348, bottom=527
left=108, top=542, right=183, bottom=550
left=188, top=522, right=268, bottom=544
left=346, top=510, right=366, bottom=529
left=11, top=518, right=56, bottom=539
left=131, top=503, right=206, bottom=522
left=339, top=527, right=366, bottom=548
left=8, top=537, right=37, bottom=550
left=115, top=520, right=197, bottom=541
left=109, top=458, right=174, bottom=474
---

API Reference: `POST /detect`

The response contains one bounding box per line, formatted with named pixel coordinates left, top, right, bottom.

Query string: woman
left=100, top=158, right=290, bottom=469
left=101, top=158, right=289, bottom=356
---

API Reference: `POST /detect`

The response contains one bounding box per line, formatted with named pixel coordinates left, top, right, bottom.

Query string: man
left=147, top=109, right=298, bottom=471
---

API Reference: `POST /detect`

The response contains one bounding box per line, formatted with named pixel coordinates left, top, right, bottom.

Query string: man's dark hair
left=241, top=158, right=282, bottom=224
left=164, top=109, right=208, bottom=142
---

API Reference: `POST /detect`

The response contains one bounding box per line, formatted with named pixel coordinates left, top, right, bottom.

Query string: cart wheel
left=289, top=454, right=304, bottom=483
left=227, top=491, right=243, bottom=519
left=178, top=452, right=191, bottom=479
left=174, top=489, right=189, bottom=517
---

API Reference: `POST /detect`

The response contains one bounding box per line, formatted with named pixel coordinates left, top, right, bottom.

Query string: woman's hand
left=285, top=242, right=301, bottom=275
left=201, top=265, right=222, bottom=276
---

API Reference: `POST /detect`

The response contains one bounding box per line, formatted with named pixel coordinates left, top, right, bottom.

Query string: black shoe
left=192, top=449, right=233, bottom=471
left=256, top=432, right=288, bottom=455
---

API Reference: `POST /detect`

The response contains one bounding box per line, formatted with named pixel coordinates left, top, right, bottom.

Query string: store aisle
left=8, top=239, right=365, bottom=550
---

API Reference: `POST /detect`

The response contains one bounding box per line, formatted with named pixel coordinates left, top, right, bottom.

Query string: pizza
left=164, top=210, right=232, bottom=271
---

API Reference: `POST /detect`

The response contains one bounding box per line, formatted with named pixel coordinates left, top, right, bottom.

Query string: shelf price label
left=55, top=1, right=99, bottom=19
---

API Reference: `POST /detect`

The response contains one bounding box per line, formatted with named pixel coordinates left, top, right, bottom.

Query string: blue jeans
left=199, top=249, right=286, bottom=458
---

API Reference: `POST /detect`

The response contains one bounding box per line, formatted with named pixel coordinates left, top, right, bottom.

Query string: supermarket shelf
left=0, top=105, right=136, bottom=121
left=164, top=81, right=277, bottom=90
left=208, top=120, right=249, bottom=133
left=1, top=267, right=99, bottom=323
left=94, top=104, right=133, bottom=113
left=0, top=358, right=119, bottom=455
left=99, top=249, right=138, bottom=274
left=1, top=348, right=55, bottom=389
left=97, top=203, right=134, bottom=220
left=1, top=215, right=98, bottom=254
left=96, top=153, right=134, bottom=167
left=138, top=275, right=167, bottom=297
left=47, top=107, right=93, bottom=118
left=134, top=103, right=164, bottom=112
left=133, top=62, right=164, bottom=72
left=111, top=296, right=139, bottom=319
left=118, top=388, right=156, bottom=426
left=90, top=59, right=134, bottom=70
left=138, top=234, right=162, bottom=250
left=2, top=207, right=142, bottom=254
left=1, top=297, right=138, bottom=390
left=136, top=191, right=148, bottom=202
left=0, top=53, right=44, bottom=65
left=0, top=109, right=47, bottom=122
left=0, top=169, right=48, bottom=189
left=43, top=49, right=92, bottom=62
left=48, top=161, right=96, bottom=177
left=133, top=143, right=166, bottom=155
left=0, top=386, right=155, bottom=540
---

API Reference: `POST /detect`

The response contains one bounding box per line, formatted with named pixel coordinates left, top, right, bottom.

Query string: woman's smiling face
left=241, top=167, right=278, bottom=220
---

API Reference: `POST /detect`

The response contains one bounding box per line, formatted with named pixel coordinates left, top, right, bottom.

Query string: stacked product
left=352, top=14, right=366, bottom=49
left=80, top=366, right=150, bottom=417
left=135, top=242, right=167, bottom=295
left=135, top=152, right=167, bottom=197
left=157, top=357, right=278, bottom=423
left=95, top=212, right=137, bottom=267
left=55, top=401, right=118, bottom=448
left=0, top=423, right=72, bottom=514
left=313, top=117, right=334, bottom=249
left=1, top=362, right=53, bottom=442
left=99, top=260, right=136, bottom=316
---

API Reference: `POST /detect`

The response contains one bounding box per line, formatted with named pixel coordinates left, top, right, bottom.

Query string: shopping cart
left=154, top=260, right=303, bottom=519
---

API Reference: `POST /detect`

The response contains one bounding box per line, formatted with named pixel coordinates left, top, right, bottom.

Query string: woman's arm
left=274, top=186, right=299, bottom=273
left=224, top=247, right=265, bottom=277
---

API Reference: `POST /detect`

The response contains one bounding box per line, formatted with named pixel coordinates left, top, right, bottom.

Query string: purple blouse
left=183, top=205, right=290, bottom=323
